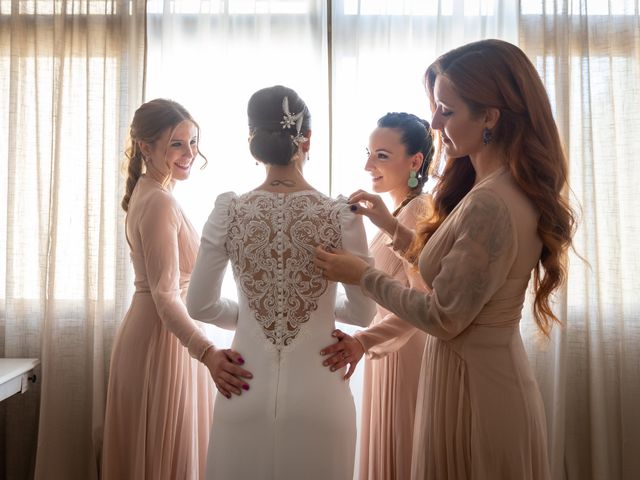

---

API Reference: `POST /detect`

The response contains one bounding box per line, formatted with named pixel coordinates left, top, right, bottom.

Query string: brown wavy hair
left=407, top=39, right=576, bottom=336
left=121, top=98, right=207, bottom=211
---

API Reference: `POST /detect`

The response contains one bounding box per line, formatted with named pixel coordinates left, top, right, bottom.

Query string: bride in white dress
left=187, top=85, right=377, bottom=480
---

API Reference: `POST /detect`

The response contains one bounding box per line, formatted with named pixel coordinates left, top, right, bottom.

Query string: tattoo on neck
left=270, top=179, right=296, bottom=187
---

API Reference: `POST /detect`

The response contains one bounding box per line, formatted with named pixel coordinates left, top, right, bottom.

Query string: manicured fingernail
left=238, top=357, right=245, bottom=364
left=331, top=367, right=336, bottom=371
left=350, top=204, right=357, bottom=211
left=247, top=373, right=253, bottom=379
left=320, top=350, right=325, bottom=355
left=323, top=361, right=329, bottom=366
left=242, top=384, right=250, bottom=391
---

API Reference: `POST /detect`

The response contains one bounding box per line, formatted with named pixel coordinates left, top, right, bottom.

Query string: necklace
left=270, top=179, right=296, bottom=187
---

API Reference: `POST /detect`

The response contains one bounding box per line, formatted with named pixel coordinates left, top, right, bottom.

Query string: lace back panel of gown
left=226, top=191, right=342, bottom=350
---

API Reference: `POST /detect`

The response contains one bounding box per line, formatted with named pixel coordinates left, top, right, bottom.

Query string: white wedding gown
left=187, top=190, right=376, bottom=480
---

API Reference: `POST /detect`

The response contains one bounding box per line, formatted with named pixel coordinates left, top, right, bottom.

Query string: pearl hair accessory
left=280, top=96, right=308, bottom=147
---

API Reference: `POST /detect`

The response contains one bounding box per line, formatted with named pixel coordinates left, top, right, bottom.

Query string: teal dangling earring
left=408, top=170, right=419, bottom=188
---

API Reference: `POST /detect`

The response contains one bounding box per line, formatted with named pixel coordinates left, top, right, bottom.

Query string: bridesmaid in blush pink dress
left=316, top=40, right=576, bottom=479
left=102, top=99, right=252, bottom=480
left=320, top=112, right=435, bottom=480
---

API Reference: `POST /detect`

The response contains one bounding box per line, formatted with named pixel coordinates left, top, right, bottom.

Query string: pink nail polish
left=242, top=384, right=250, bottom=391
left=238, top=357, right=245, bottom=364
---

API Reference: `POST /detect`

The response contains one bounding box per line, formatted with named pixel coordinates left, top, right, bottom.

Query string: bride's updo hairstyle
left=248, top=85, right=311, bottom=166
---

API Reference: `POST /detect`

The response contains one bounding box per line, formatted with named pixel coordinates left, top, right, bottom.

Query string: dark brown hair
left=247, top=85, right=311, bottom=166
left=376, top=112, right=434, bottom=216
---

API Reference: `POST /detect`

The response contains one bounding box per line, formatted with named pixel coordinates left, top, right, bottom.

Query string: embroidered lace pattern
left=226, top=191, right=343, bottom=349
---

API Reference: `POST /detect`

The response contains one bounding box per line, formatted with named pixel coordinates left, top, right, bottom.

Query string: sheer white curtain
left=146, top=0, right=330, bottom=228
left=145, top=0, right=331, bottom=379
left=519, top=1, right=640, bottom=478
left=145, top=0, right=518, bottom=237
left=330, top=0, right=517, bottom=197
left=0, top=1, right=145, bottom=479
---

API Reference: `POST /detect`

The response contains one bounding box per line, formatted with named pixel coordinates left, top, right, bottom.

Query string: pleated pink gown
left=355, top=195, right=430, bottom=480
left=102, top=175, right=215, bottom=480
left=360, top=167, right=551, bottom=479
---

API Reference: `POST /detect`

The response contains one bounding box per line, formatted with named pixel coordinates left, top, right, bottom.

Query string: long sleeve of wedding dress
left=186, top=192, right=239, bottom=329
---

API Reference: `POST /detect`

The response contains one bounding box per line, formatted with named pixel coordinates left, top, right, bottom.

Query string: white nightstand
left=0, top=358, right=40, bottom=402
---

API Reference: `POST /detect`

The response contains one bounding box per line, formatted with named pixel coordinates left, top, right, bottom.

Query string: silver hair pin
left=280, top=96, right=308, bottom=146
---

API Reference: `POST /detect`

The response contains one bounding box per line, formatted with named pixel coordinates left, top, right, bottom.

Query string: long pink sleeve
left=355, top=195, right=431, bottom=358
left=355, top=263, right=428, bottom=358
left=360, top=189, right=517, bottom=340
left=139, top=192, right=213, bottom=360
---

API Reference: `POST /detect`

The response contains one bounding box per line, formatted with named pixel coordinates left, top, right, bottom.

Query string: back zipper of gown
left=274, top=349, right=281, bottom=419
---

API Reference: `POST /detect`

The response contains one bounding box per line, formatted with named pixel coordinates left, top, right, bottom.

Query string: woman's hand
left=314, top=246, right=369, bottom=285
left=320, top=329, right=365, bottom=380
left=348, top=190, right=397, bottom=236
left=202, top=347, right=253, bottom=399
